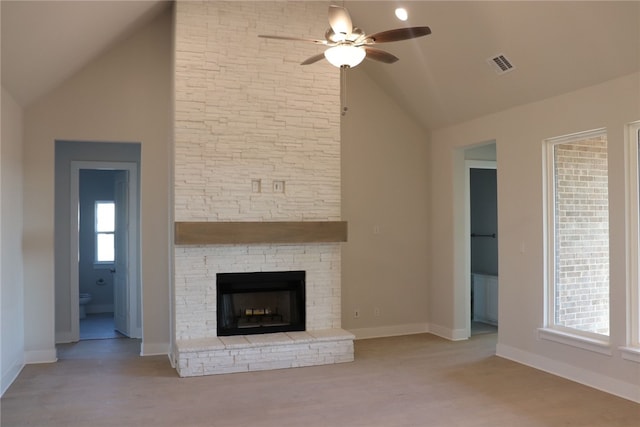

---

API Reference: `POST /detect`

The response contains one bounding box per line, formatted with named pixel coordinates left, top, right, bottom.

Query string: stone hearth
left=175, top=329, right=354, bottom=377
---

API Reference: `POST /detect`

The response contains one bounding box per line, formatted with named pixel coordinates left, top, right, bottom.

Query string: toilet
left=79, top=293, right=92, bottom=319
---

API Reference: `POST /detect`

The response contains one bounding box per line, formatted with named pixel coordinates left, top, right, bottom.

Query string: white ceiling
left=2, top=1, right=639, bottom=130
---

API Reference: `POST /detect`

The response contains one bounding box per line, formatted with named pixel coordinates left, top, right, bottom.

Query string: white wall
left=341, top=67, right=430, bottom=338
left=1, top=87, right=25, bottom=395
left=23, top=8, right=172, bottom=357
left=430, top=72, right=640, bottom=401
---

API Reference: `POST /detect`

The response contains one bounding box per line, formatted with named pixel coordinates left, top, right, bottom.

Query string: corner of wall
left=1, top=356, right=24, bottom=397
left=428, top=323, right=469, bottom=341
left=497, top=343, right=640, bottom=404
left=140, top=342, right=171, bottom=357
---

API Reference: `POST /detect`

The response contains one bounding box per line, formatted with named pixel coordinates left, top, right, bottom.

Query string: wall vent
left=487, top=54, right=515, bottom=75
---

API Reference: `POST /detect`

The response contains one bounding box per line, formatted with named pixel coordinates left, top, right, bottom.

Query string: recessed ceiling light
left=395, top=8, right=408, bottom=21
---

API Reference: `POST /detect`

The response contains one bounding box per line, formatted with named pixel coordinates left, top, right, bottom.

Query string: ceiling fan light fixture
left=395, top=8, right=408, bottom=21
left=324, top=45, right=366, bottom=68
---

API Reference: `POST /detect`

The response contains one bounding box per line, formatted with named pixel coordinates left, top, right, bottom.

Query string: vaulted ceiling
left=1, top=0, right=169, bottom=107
left=2, top=1, right=639, bottom=130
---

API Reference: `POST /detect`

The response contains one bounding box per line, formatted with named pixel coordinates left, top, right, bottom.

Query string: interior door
left=113, top=170, right=130, bottom=337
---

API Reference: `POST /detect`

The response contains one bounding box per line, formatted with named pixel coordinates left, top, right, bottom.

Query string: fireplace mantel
left=174, top=221, right=348, bottom=245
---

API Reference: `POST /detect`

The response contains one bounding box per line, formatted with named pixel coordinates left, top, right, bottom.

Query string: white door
left=113, top=170, right=130, bottom=337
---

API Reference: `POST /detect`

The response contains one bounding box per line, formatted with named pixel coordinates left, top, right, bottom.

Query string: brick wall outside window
left=553, top=134, right=609, bottom=335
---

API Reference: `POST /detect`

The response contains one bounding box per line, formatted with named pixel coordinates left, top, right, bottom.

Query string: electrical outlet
left=273, top=180, right=285, bottom=193
left=354, top=309, right=360, bottom=319
left=374, top=307, right=380, bottom=317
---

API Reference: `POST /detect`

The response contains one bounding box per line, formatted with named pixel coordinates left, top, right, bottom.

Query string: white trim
left=620, top=346, right=640, bottom=363
left=55, top=331, right=75, bottom=344
left=140, top=342, right=171, bottom=357
left=1, top=357, right=24, bottom=397
left=537, top=327, right=612, bottom=356
left=70, top=161, right=141, bottom=342
left=24, top=349, right=57, bottom=364
left=497, top=343, right=640, bottom=403
left=428, top=323, right=469, bottom=341
left=464, top=159, right=497, bottom=339
left=347, top=323, right=430, bottom=340
left=625, top=121, right=640, bottom=348
left=69, top=165, right=81, bottom=342
left=544, top=128, right=609, bottom=145
left=542, top=136, right=554, bottom=327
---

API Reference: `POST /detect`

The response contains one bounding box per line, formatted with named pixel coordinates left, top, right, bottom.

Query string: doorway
left=70, top=161, right=140, bottom=342
left=455, top=142, right=498, bottom=339
left=467, top=163, right=498, bottom=335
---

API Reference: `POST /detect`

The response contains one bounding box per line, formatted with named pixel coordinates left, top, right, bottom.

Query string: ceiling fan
left=258, top=5, right=431, bottom=68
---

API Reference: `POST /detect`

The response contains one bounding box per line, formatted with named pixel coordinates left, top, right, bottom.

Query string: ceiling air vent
left=487, top=54, right=515, bottom=75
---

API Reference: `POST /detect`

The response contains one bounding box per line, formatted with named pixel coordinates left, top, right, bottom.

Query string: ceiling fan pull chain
left=341, top=65, right=348, bottom=116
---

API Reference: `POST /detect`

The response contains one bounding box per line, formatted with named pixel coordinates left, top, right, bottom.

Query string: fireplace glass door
left=217, top=271, right=305, bottom=336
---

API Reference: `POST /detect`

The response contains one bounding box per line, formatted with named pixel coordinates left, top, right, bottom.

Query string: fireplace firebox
left=217, top=271, right=305, bottom=336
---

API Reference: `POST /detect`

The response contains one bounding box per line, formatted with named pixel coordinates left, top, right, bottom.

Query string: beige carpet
left=1, top=333, right=638, bottom=426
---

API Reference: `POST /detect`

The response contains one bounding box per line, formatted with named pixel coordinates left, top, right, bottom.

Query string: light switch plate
left=251, top=179, right=261, bottom=193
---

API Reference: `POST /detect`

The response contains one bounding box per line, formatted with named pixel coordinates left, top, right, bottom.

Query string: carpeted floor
left=2, top=333, right=638, bottom=427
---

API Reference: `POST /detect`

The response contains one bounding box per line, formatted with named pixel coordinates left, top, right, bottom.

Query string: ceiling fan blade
left=301, top=52, right=327, bottom=65
left=258, top=34, right=327, bottom=45
left=328, top=5, right=353, bottom=37
left=364, top=47, right=399, bottom=64
left=364, top=26, right=431, bottom=44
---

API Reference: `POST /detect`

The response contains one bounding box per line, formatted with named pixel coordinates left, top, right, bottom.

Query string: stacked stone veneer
left=553, top=134, right=609, bottom=335
left=173, top=1, right=353, bottom=376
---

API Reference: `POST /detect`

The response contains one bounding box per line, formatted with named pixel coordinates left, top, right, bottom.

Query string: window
left=545, top=129, right=609, bottom=339
left=627, top=122, right=640, bottom=351
left=95, top=201, right=115, bottom=263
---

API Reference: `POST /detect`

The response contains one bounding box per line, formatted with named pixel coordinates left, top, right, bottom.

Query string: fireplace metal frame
left=216, top=271, right=306, bottom=336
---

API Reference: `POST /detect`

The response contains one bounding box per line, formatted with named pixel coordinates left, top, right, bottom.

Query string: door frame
left=464, top=160, right=497, bottom=338
left=70, top=161, right=140, bottom=341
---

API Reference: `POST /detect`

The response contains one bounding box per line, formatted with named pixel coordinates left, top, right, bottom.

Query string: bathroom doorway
left=71, top=161, right=140, bottom=341
left=54, top=140, right=142, bottom=345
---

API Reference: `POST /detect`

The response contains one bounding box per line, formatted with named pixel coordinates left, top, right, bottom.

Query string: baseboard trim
left=168, top=348, right=176, bottom=368
left=497, top=343, right=640, bottom=403
left=24, top=349, right=57, bottom=364
left=141, top=342, right=170, bottom=356
left=1, top=356, right=25, bottom=397
left=55, top=331, right=75, bottom=344
left=347, top=323, right=430, bottom=340
left=428, top=323, right=469, bottom=341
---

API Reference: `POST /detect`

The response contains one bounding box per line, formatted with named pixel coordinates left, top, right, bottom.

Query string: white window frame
left=621, top=121, right=640, bottom=362
left=540, top=128, right=612, bottom=355
left=94, top=200, right=115, bottom=266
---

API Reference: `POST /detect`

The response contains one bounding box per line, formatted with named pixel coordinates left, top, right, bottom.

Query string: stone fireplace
left=172, top=1, right=354, bottom=377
